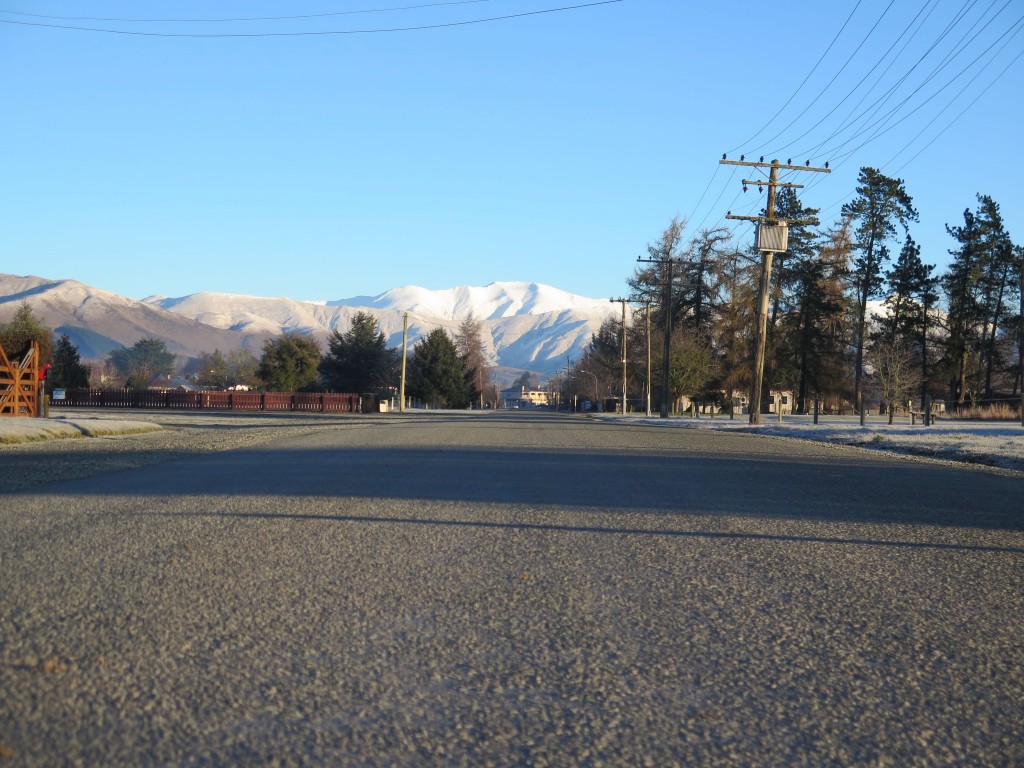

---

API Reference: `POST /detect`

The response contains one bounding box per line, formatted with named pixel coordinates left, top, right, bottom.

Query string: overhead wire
left=0, top=0, right=623, bottom=37
left=756, top=0, right=1020, bottom=230
left=811, top=0, right=1013, bottom=162
left=801, top=0, right=980, bottom=163
left=724, top=0, right=865, bottom=155
left=745, top=0, right=898, bottom=158
left=0, top=0, right=492, bottom=23
left=892, top=46, right=1024, bottom=174
left=767, top=0, right=943, bottom=160
left=820, top=9, right=1023, bottom=166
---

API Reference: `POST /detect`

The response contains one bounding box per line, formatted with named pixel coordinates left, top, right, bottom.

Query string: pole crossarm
left=741, top=180, right=804, bottom=189
left=726, top=214, right=821, bottom=226
left=720, top=159, right=831, bottom=173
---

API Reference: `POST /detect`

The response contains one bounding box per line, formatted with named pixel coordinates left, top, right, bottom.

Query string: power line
left=811, top=1, right=1015, bottom=162
left=821, top=12, right=1024, bottom=166
left=0, top=0, right=623, bottom=37
left=0, top=0, right=492, bottom=23
left=725, top=0, right=866, bottom=155
left=891, top=45, right=1024, bottom=173
left=766, top=0, right=942, bottom=159
left=746, top=0, right=899, bottom=157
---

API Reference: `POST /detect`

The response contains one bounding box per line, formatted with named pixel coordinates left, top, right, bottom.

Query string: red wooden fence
left=51, top=389, right=361, bottom=413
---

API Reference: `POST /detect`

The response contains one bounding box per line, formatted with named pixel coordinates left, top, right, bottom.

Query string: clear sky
left=2, top=0, right=1021, bottom=302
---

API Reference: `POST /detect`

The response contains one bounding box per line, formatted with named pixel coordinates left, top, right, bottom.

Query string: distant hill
left=1, top=274, right=616, bottom=379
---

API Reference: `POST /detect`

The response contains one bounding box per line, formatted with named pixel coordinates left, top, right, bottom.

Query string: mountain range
left=0, top=274, right=617, bottom=380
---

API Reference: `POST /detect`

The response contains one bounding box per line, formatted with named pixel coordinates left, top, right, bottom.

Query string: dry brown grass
left=952, top=402, right=1021, bottom=420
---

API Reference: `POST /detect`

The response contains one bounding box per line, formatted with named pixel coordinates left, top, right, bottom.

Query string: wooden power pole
left=400, top=312, right=408, bottom=412
left=610, top=298, right=628, bottom=415
left=720, top=157, right=829, bottom=424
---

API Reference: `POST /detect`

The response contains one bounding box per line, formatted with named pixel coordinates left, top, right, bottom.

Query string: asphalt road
left=2, top=410, right=1022, bottom=766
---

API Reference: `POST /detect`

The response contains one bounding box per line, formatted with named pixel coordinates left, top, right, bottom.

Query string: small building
left=500, top=386, right=549, bottom=409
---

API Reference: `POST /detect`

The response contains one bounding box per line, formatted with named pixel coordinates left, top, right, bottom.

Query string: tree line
left=566, top=167, right=1023, bottom=416
left=0, top=304, right=495, bottom=410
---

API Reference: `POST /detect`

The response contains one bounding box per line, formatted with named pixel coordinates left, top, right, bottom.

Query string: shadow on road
left=16, top=434, right=1024, bottom=535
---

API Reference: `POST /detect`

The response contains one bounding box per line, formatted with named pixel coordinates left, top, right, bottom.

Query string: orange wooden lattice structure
left=0, top=340, right=40, bottom=417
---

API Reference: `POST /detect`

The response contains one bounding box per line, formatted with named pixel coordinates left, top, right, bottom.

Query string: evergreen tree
left=408, top=329, right=470, bottom=408
left=841, top=167, right=918, bottom=412
left=717, top=247, right=757, bottom=408
left=940, top=195, right=1017, bottom=403
left=226, top=349, right=260, bottom=389
left=972, top=195, right=1017, bottom=397
left=510, top=371, right=537, bottom=390
left=765, top=187, right=820, bottom=410
left=108, top=338, right=176, bottom=389
left=882, top=236, right=938, bottom=403
left=256, top=333, right=321, bottom=392
left=318, top=311, right=398, bottom=393
left=195, top=350, right=230, bottom=389
left=777, top=222, right=851, bottom=413
left=657, top=333, right=718, bottom=412
left=50, top=334, right=90, bottom=389
left=943, top=205, right=984, bottom=404
left=0, top=301, right=53, bottom=363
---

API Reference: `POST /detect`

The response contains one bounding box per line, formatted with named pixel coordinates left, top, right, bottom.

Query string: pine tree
left=972, top=195, right=1016, bottom=398
left=108, top=338, right=176, bottom=389
left=0, top=301, right=53, bottom=363
left=318, top=311, right=398, bottom=394
left=765, top=187, right=820, bottom=410
left=408, top=329, right=470, bottom=408
left=882, top=236, right=938, bottom=404
left=938, top=196, right=1017, bottom=404
left=778, top=222, right=851, bottom=413
left=195, top=350, right=230, bottom=389
left=256, top=333, right=321, bottom=392
left=50, top=334, right=90, bottom=390
left=841, top=167, right=918, bottom=412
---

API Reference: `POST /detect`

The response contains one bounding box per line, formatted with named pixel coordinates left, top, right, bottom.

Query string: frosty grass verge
left=633, top=415, right=1024, bottom=474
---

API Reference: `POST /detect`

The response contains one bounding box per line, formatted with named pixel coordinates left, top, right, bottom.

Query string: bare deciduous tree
left=867, top=339, right=923, bottom=424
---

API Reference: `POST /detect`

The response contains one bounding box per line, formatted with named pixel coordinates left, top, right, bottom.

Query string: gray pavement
left=1, top=410, right=1022, bottom=766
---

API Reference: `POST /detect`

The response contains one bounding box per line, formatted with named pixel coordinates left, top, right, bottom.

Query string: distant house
left=500, top=386, right=549, bottom=409
left=678, top=388, right=794, bottom=416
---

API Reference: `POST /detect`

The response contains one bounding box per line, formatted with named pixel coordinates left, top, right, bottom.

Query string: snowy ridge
left=1, top=274, right=617, bottom=377
left=325, top=282, right=612, bottom=320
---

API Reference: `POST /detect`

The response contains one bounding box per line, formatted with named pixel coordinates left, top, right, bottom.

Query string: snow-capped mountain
left=1, top=274, right=616, bottom=377
left=324, top=283, right=613, bottom=320
left=0, top=274, right=273, bottom=361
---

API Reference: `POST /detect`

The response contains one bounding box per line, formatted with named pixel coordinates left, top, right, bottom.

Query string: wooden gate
left=0, top=341, right=40, bottom=417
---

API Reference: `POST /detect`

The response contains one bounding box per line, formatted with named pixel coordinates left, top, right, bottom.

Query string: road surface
left=2, top=410, right=1022, bottom=765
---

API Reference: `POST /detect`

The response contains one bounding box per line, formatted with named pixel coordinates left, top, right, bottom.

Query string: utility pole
left=644, top=301, right=652, bottom=416
left=1019, top=253, right=1023, bottom=427
left=610, top=298, right=628, bottom=415
left=721, top=157, right=829, bottom=424
left=637, top=254, right=680, bottom=418
left=400, top=312, right=408, bottom=412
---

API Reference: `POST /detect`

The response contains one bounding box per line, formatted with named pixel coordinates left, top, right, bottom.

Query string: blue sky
left=2, top=0, right=1021, bottom=302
